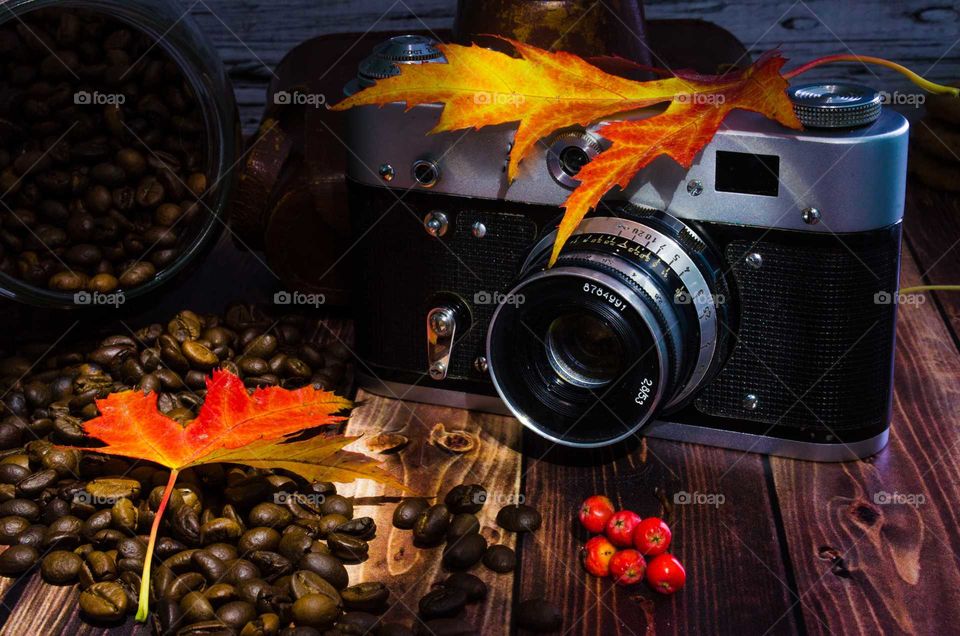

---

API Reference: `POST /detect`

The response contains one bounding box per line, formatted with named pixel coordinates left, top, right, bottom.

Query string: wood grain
left=770, top=241, right=960, bottom=636
left=336, top=390, right=523, bottom=634
left=518, top=435, right=801, bottom=636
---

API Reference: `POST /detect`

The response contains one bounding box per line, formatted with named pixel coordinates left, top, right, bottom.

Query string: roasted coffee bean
left=298, top=553, right=348, bottom=590
left=239, top=612, right=280, bottom=636
left=290, top=570, right=342, bottom=604
left=153, top=597, right=184, bottom=636
left=446, top=513, right=480, bottom=541
left=203, top=582, right=237, bottom=605
left=444, top=485, right=486, bottom=514
left=217, top=600, right=257, bottom=629
left=326, top=533, right=368, bottom=562
left=442, top=572, right=487, bottom=602
left=192, top=550, right=227, bottom=582
left=0, top=498, right=40, bottom=521
left=333, top=517, right=376, bottom=540
left=317, top=514, right=349, bottom=538
left=291, top=593, right=341, bottom=630
left=181, top=590, right=217, bottom=623
left=413, top=504, right=451, bottom=546
left=442, top=533, right=487, bottom=570
left=393, top=498, right=429, bottom=530
left=248, top=503, right=292, bottom=529
left=80, top=581, right=128, bottom=620
left=0, top=544, right=38, bottom=574
left=0, top=422, right=22, bottom=450
left=40, top=549, right=82, bottom=584
left=239, top=527, right=281, bottom=553
left=419, top=587, right=468, bottom=619
left=236, top=577, right=272, bottom=605
left=16, top=524, right=46, bottom=547
left=225, top=558, right=261, bottom=585
left=318, top=494, right=352, bottom=519
left=249, top=550, right=292, bottom=579
left=118, top=261, right=156, bottom=288
left=201, top=517, right=242, bottom=544
left=278, top=531, right=314, bottom=562
left=516, top=598, right=563, bottom=633
left=495, top=504, right=541, bottom=533
left=0, top=515, right=31, bottom=544
left=341, top=582, right=389, bottom=613
left=0, top=465, right=29, bottom=485
left=482, top=545, right=516, bottom=573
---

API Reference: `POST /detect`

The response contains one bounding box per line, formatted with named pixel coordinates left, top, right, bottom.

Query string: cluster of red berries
left=578, top=496, right=685, bottom=593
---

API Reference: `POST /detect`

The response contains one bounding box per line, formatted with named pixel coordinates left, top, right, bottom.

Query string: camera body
left=345, top=36, right=909, bottom=460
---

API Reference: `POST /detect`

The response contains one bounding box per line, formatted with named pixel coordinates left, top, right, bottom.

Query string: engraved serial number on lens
left=635, top=377, right=655, bottom=405
left=582, top=283, right=627, bottom=310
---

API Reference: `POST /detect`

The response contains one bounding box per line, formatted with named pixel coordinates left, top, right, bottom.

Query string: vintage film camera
left=344, top=36, right=908, bottom=461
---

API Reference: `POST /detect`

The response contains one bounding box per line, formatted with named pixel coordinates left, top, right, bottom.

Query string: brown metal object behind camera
left=233, top=1, right=746, bottom=306
left=454, top=0, right=652, bottom=66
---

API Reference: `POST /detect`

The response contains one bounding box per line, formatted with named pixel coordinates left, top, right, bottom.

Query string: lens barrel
left=487, top=206, right=728, bottom=447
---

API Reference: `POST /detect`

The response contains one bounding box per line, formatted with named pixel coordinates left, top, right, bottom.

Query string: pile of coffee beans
left=0, top=8, right=211, bottom=293
left=391, top=484, right=558, bottom=634
left=0, top=303, right=350, bottom=445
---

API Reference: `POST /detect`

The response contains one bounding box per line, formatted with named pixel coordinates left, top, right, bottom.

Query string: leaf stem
left=785, top=55, right=959, bottom=96
left=135, top=467, right=179, bottom=622
left=900, top=285, right=960, bottom=294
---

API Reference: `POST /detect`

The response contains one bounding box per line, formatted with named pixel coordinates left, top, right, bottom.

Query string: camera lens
left=558, top=146, right=590, bottom=178
left=486, top=205, right=729, bottom=447
left=545, top=312, right=623, bottom=388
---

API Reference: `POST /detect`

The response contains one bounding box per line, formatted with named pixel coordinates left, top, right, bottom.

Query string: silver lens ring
left=568, top=217, right=720, bottom=407
left=487, top=266, right=672, bottom=448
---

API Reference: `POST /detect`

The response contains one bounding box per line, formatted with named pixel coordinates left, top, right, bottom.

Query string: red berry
left=581, top=536, right=617, bottom=577
left=578, top=495, right=615, bottom=534
left=605, top=510, right=642, bottom=547
left=646, top=554, right=686, bottom=594
left=633, top=517, right=672, bottom=556
left=608, top=549, right=646, bottom=586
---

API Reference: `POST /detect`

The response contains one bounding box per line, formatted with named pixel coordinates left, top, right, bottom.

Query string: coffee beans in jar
left=0, top=7, right=222, bottom=296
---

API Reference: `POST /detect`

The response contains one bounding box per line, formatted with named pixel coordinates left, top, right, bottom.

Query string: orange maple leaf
left=332, top=38, right=685, bottom=181
left=62, top=370, right=405, bottom=621
left=554, top=52, right=801, bottom=264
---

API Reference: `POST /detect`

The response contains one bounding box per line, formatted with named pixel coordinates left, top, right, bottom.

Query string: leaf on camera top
left=332, top=40, right=801, bottom=265
left=62, top=369, right=406, bottom=490
left=555, top=51, right=802, bottom=264
left=331, top=38, right=681, bottom=182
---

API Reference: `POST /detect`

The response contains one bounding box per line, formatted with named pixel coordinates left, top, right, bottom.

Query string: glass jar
left=0, top=0, right=239, bottom=307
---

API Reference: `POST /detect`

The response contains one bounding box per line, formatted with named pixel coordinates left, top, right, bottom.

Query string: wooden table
left=2, top=2, right=960, bottom=635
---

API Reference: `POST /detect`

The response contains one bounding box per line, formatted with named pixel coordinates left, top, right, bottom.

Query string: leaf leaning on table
left=58, top=369, right=407, bottom=621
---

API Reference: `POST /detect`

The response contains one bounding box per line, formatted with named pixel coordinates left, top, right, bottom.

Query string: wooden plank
left=770, top=242, right=960, bottom=635
left=902, top=185, right=960, bottom=338
left=337, top=390, right=524, bottom=634
left=518, top=435, right=800, bottom=635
